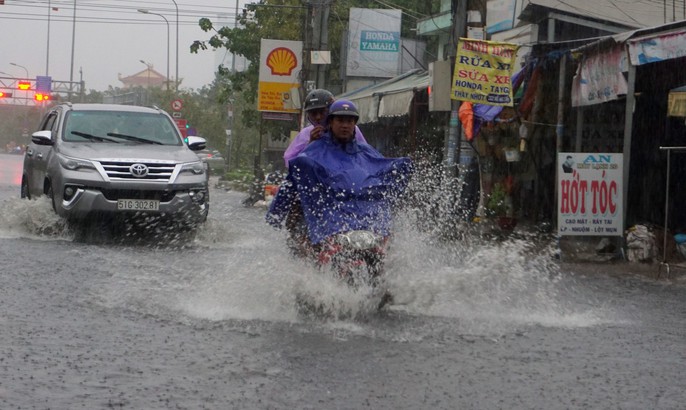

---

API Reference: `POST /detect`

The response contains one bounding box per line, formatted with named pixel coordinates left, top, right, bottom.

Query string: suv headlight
left=57, top=153, right=96, bottom=171
left=179, top=161, right=205, bottom=175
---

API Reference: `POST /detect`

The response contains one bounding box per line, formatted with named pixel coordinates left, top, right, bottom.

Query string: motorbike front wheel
left=332, top=250, right=384, bottom=288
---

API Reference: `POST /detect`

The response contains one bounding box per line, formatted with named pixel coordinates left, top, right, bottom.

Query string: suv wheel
left=20, top=177, right=30, bottom=199
left=46, top=182, right=57, bottom=212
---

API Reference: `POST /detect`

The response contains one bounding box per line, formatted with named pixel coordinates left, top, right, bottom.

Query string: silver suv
left=21, top=103, right=209, bottom=226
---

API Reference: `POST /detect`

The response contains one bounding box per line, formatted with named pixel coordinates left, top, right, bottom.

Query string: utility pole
left=226, top=0, right=240, bottom=171
left=46, top=0, right=52, bottom=75
left=445, top=1, right=467, bottom=173
left=446, top=0, right=479, bottom=222
left=312, top=0, right=329, bottom=89
left=307, top=0, right=329, bottom=91
left=230, top=0, right=238, bottom=73
left=68, top=0, right=77, bottom=101
left=171, top=0, right=179, bottom=91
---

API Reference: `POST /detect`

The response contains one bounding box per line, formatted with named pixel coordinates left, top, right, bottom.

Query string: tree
left=191, top=0, right=437, bottom=110
left=190, top=0, right=440, bottom=170
left=192, top=0, right=304, bottom=142
left=81, top=89, right=104, bottom=103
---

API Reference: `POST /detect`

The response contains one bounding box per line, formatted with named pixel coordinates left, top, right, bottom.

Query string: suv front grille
left=99, top=161, right=176, bottom=181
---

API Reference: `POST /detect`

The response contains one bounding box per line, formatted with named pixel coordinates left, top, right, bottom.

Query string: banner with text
left=451, top=38, right=519, bottom=106
left=571, top=45, right=628, bottom=107
left=557, top=153, right=623, bottom=236
left=628, top=30, right=686, bottom=65
left=258, top=39, right=302, bottom=113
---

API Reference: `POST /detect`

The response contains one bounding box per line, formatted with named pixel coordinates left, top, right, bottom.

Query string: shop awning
left=668, top=85, right=686, bottom=117
left=338, top=69, right=429, bottom=124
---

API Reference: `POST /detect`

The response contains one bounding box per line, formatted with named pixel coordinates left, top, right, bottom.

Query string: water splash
left=128, top=178, right=609, bottom=334
left=0, top=196, right=72, bottom=240
left=0, top=185, right=610, bottom=336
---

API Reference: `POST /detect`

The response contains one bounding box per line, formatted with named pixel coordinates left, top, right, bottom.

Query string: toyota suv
left=21, top=103, right=209, bottom=226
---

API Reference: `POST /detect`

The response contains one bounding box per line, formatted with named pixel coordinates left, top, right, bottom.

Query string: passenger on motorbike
left=267, top=100, right=413, bottom=262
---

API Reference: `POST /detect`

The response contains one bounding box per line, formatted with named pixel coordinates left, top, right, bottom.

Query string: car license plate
left=117, top=199, right=160, bottom=211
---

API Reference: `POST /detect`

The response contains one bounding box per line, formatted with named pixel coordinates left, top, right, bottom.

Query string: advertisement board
left=346, top=8, right=402, bottom=78
left=486, top=0, right=517, bottom=34
left=258, top=39, right=303, bottom=113
left=451, top=38, right=518, bottom=106
left=557, top=153, right=623, bottom=236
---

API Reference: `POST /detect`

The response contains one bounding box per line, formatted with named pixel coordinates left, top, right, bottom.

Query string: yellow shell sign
left=259, top=39, right=303, bottom=113
left=267, top=47, right=297, bottom=76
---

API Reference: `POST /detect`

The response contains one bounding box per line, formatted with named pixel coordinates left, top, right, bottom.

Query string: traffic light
left=17, top=81, right=31, bottom=91
left=0, top=91, right=12, bottom=98
left=35, top=93, right=51, bottom=101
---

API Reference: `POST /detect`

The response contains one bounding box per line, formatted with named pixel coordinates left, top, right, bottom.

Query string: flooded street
left=0, top=153, right=685, bottom=409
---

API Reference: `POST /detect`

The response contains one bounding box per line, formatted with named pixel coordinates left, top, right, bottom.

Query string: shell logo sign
left=258, top=39, right=303, bottom=113
left=266, top=47, right=298, bottom=76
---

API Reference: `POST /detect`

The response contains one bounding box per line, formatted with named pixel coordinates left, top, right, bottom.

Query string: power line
left=0, top=13, right=211, bottom=26
left=371, top=0, right=427, bottom=20
left=5, top=0, right=241, bottom=22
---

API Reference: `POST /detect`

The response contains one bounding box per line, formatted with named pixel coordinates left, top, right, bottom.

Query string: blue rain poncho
left=267, top=133, right=413, bottom=244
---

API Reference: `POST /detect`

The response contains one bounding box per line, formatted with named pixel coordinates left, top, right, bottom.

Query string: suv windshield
left=63, top=110, right=182, bottom=145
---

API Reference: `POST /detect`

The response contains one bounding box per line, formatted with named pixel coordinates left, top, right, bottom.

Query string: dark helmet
left=303, top=89, right=334, bottom=112
left=327, top=99, right=359, bottom=121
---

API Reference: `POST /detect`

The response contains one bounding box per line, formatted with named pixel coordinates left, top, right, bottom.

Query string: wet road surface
left=0, top=153, right=685, bottom=409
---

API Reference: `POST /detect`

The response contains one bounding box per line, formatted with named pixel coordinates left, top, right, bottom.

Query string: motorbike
left=288, top=227, right=393, bottom=316
left=319, top=229, right=393, bottom=309
left=267, top=131, right=413, bottom=314
left=293, top=228, right=393, bottom=315
left=316, top=230, right=386, bottom=285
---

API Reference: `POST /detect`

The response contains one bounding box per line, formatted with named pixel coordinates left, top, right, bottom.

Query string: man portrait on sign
left=562, top=155, right=574, bottom=173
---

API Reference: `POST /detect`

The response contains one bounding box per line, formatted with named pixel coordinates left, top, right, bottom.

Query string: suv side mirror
left=31, top=130, right=54, bottom=146
left=186, top=136, right=206, bottom=151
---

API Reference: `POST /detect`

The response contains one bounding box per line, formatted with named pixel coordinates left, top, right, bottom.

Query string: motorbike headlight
left=58, top=154, right=95, bottom=171
left=336, top=230, right=383, bottom=250
left=179, top=161, right=205, bottom=175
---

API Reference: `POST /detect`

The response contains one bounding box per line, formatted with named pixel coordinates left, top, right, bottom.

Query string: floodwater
left=0, top=153, right=685, bottom=409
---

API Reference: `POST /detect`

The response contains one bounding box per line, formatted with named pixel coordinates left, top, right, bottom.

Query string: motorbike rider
left=281, top=90, right=367, bottom=254
left=283, top=89, right=367, bottom=167
left=267, top=100, right=413, bottom=255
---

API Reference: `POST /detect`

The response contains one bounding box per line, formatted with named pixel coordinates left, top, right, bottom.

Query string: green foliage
left=81, top=89, right=104, bottom=103
left=192, top=0, right=304, bottom=140
left=0, top=105, right=42, bottom=149
left=486, top=183, right=509, bottom=217
left=189, top=0, right=442, bottom=171
left=222, top=168, right=257, bottom=192
left=139, top=86, right=228, bottom=152
left=224, top=168, right=254, bottom=182
left=190, top=0, right=438, bottom=119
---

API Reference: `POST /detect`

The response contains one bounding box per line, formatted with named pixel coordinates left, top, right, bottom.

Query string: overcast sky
left=0, top=0, right=253, bottom=92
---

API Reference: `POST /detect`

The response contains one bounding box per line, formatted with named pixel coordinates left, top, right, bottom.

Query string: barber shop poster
left=451, top=38, right=519, bottom=106
left=557, top=153, right=623, bottom=236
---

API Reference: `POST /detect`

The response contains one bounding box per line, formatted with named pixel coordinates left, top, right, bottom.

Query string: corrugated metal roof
left=338, top=69, right=428, bottom=101
left=337, top=69, right=429, bottom=124
left=521, top=0, right=682, bottom=29
left=571, top=19, right=686, bottom=52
